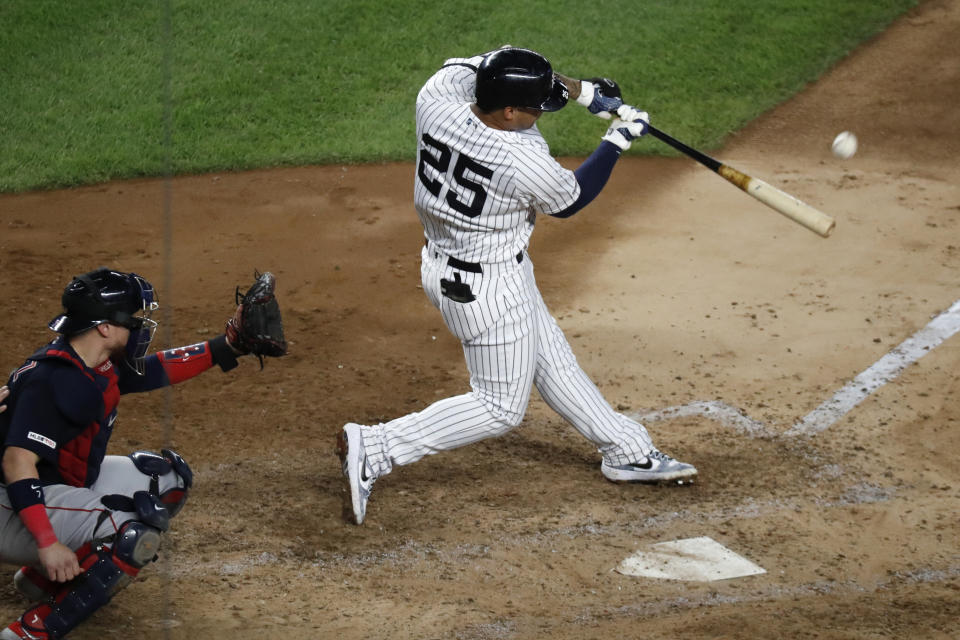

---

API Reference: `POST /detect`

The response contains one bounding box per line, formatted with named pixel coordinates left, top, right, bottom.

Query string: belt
left=425, top=240, right=522, bottom=273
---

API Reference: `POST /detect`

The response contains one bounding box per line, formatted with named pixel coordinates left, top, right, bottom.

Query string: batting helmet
left=475, top=47, right=568, bottom=112
left=49, top=267, right=159, bottom=373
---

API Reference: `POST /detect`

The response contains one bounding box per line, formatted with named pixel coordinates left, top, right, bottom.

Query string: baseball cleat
left=601, top=450, right=697, bottom=484
left=336, top=423, right=375, bottom=525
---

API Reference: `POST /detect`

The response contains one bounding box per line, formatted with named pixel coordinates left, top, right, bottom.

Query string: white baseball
left=831, top=131, right=858, bottom=159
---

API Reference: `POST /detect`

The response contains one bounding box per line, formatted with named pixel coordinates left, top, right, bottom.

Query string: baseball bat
left=646, top=124, right=836, bottom=237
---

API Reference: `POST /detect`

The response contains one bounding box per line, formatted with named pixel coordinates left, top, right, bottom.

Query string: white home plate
left=616, top=536, right=766, bottom=581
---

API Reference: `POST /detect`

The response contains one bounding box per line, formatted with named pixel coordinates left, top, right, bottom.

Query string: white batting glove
left=616, top=104, right=649, bottom=123
left=601, top=106, right=650, bottom=150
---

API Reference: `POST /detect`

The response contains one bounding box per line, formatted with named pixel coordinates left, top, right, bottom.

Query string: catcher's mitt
left=225, top=271, right=287, bottom=367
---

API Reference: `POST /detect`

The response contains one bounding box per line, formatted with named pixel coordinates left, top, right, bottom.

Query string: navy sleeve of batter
left=552, top=141, right=622, bottom=219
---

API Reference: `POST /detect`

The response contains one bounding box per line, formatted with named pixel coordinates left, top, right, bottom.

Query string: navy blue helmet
left=475, top=47, right=569, bottom=113
left=49, top=267, right=159, bottom=374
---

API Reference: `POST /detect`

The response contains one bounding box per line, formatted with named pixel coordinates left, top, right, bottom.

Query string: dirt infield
left=1, top=1, right=958, bottom=638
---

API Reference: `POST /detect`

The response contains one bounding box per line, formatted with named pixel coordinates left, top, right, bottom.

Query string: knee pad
left=113, top=519, right=164, bottom=569
left=100, top=490, right=171, bottom=533
left=131, top=490, right=171, bottom=533
left=129, top=448, right=193, bottom=516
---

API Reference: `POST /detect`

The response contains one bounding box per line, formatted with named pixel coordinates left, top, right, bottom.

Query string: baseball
left=831, top=131, right=858, bottom=159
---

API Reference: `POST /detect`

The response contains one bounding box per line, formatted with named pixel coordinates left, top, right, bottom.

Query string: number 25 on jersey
left=417, top=134, right=493, bottom=218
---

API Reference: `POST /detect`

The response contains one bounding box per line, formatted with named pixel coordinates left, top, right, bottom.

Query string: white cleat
left=336, top=423, right=375, bottom=525
left=601, top=450, right=698, bottom=485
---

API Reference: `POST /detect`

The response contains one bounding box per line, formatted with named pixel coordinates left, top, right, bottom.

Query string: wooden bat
left=646, top=124, right=836, bottom=237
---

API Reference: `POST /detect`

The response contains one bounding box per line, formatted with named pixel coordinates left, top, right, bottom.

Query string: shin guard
left=40, top=521, right=162, bottom=638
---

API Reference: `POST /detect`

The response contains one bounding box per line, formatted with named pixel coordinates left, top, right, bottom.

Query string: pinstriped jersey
left=414, top=54, right=581, bottom=264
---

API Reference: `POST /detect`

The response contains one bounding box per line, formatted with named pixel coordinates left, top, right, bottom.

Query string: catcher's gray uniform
left=0, top=455, right=186, bottom=566
left=0, top=268, right=284, bottom=639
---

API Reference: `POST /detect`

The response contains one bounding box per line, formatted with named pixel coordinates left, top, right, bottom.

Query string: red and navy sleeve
left=118, top=335, right=240, bottom=393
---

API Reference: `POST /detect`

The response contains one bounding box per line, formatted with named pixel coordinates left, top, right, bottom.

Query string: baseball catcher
left=0, top=267, right=285, bottom=639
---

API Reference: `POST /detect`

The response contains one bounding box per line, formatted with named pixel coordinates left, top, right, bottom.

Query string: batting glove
left=601, top=106, right=650, bottom=150
left=576, top=77, right=623, bottom=119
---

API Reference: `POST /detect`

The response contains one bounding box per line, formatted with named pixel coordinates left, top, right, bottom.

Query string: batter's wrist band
left=209, top=334, right=239, bottom=372
left=575, top=80, right=596, bottom=107
left=7, top=479, right=58, bottom=548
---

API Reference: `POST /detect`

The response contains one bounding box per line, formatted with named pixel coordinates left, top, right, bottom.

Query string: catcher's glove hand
left=225, top=271, right=288, bottom=367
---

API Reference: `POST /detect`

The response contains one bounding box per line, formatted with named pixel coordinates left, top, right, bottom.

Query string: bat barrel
left=647, top=125, right=836, bottom=237
left=745, top=177, right=836, bottom=237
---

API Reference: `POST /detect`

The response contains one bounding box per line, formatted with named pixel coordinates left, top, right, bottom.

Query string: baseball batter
left=0, top=268, right=285, bottom=639
left=338, top=47, right=697, bottom=526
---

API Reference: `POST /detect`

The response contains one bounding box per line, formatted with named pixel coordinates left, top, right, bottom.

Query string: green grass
left=0, top=0, right=917, bottom=192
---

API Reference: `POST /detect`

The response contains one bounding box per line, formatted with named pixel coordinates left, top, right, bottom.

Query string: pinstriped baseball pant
left=361, top=245, right=654, bottom=478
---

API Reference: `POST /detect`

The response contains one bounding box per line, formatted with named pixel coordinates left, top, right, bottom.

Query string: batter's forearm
left=554, top=142, right=622, bottom=218
left=555, top=74, right=582, bottom=100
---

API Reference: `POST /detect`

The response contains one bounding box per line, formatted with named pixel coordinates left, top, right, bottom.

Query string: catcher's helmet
left=49, top=267, right=159, bottom=374
left=475, top=47, right=568, bottom=112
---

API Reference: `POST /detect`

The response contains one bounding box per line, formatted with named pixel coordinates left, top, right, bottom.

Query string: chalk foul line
left=630, top=298, right=960, bottom=437
left=787, top=298, right=960, bottom=436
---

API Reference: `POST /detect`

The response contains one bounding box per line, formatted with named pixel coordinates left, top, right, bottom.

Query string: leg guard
left=25, top=493, right=169, bottom=639
left=13, top=566, right=55, bottom=603
left=40, top=520, right=163, bottom=638
left=13, top=541, right=96, bottom=603
left=2, top=602, right=52, bottom=639
left=128, top=448, right=193, bottom=516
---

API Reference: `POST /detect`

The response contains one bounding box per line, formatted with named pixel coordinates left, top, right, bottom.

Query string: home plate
left=615, top=536, right=766, bottom=581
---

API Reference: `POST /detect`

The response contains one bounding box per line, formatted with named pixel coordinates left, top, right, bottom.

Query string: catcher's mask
left=49, top=267, right=159, bottom=375
left=475, top=47, right=569, bottom=113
